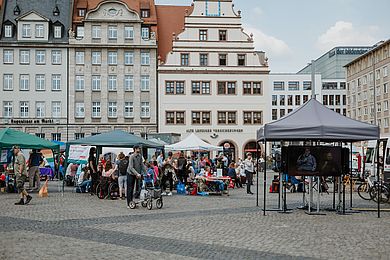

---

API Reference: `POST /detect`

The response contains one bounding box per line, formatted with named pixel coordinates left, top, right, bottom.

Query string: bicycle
left=357, top=176, right=375, bottom=200
left=369, top=182, right=390, bottom=204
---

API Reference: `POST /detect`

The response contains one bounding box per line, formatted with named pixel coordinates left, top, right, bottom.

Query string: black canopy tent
left=256, top=99, right=380, bottom=216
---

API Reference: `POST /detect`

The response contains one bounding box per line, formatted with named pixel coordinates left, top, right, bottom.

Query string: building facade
left=68, top=0, right=158, bottom=139
left=0, top=0, right=71, bottom=141
left=345, top=40, right=390, bottom=136
left=157, top=0, right=269, bottom=160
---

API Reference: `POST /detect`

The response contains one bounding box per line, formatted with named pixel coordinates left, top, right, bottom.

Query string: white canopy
left=165, top=133, right=223, bottom=151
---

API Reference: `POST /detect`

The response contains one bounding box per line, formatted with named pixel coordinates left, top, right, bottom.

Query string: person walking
left=177, top=152, right=187, bottom=186
left=243, top=152, right=255, bottom=195
left=88, top=147, right=98, bottom=195
left=116, top=152, right=128, bottom=200
left=126, top=145, right=145, bottom=207
left=28, top=149, right=43, bottom=191
left=162, top=152, right=175, bottom=196
left=13, top=146, right=32, bottom=205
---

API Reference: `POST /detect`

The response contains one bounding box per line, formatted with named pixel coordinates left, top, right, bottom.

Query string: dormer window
left=78, top=9, right=86, bottom=17
left=35, top=24, right=44, bottom=38
left=4, top=25, right=13, bottom=38
left=54, top=26, right=62, bottom=38
left=141, top=9, right=150, bottom=18
left=22, top=24, right=31, bottom=38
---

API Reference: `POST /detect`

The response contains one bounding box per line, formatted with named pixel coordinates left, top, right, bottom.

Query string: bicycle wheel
left=96, top=183, right=106, bottom=199
left=357, top=183, right=371, bottom=200
left=370, top=185, right=390, bottom=204
left=108, top=182, right=119, bottom=200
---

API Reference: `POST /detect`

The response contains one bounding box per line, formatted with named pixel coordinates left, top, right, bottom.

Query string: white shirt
left=243, top=158, right=255, bottom=173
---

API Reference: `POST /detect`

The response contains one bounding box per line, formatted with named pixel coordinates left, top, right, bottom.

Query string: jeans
left=80, top=180, right=91, bottom=193
left=118, top=175, right=127, bottom=198
left=126, top=174, right=136, bottom=205
left=246, top=171, right=253, bottom=193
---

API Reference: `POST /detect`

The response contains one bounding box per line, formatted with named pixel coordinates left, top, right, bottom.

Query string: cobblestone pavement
left=0, top=173, right=390, bottom=260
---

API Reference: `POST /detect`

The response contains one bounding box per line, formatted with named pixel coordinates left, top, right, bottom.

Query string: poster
left=67, top=145, right=93, bottom=164
left=0, top=149, right=9, bottom=163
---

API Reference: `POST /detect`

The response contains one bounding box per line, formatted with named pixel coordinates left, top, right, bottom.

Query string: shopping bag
left=38, top=180, right=49, bottom=198
left=176, top=182, right=186, bottom=194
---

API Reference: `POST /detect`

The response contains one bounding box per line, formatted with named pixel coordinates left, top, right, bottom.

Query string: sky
left=155, top=0, right=390, bottom=73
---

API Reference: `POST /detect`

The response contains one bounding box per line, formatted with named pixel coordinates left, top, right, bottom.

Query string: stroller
left=129, top=171, right=163, bottom=210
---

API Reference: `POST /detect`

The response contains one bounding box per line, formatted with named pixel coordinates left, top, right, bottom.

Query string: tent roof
left=165, top=133, right=223, bottom=151
left=0, top=128, right=60, bottom=151
left=257, top=98, right=380, bottom=142
left=67, top=130, right=163, bottom=148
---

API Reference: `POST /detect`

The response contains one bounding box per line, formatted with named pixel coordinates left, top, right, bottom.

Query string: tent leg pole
left=350, top=143, right=353, bottom=209
left=256, top=142, right=259, bottom=207
left=317, top=176, right=320, bottom=213
left=263, top=141, right=267, bottom=216
left=332, top=176, right=336, bottom=210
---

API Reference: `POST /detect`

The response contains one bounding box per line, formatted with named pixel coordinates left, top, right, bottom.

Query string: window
left=280, top=109, right=285, bottom=118
left=200, top=53, right=208, bottom=66
left=243, top=111, right=262, bottom=125
left=78, top=9, right=86, bottom=17
left=219, top=54, right=227, bottom=66
left=141, top=75, right=150, bottom=91
left=166, top=81, right=184, bottom=94
left=51, top=101, right=61, bottom=118
left=329, top=95, right=334, bottom=105
left=35, top=24, right=44, bottom=38
left=272, top=95, right=277, bottom=106
left=125, top=51, right=134, bottom=65
left=54, top=26, right=62, bottom=38
left=322, top=82, right=338, bottom=90
left=108, top=51, right=117, bottom=65
left=108, top=102, right=117, bottom=118
left=3, top=50, right=13, bottom=64
left=141, top=27, right=149, bottom=39
left=243, top=82, right=251, bottom=94
left=218, top=111, right=236, bottom=124
left=192, top=112, right=201, bottom=124
left=3, top=101, right=13, bottom=118
left=385, top=118, right=389, bottom=128
left=20, top=74, right=29, bottom=91
left=51, top=50, right=62, bottom=64
left=91, top=75, right=101, bottom=91
left=287, top=95, right=293, bottom=106
left=181, top=53, right=189, bottom=66
left=20, top=50, right=30, bottom=64
left=75, top=133, right=85, bottom=140
left=288, top=81, right=299, bottom=91
left=35, top=74, right=45, bottom=91
left=141, top=9, right=150, bottom=18
left=237, top=54, right=246, bottom=66
left=384, top=101, right=389, bottom=111
left=176, top=81, right=185, bottom=94
left=199, top=30, right=207, bottom=41
left=124, top=102, right=134, bottom=118
left=124, top=26, right=134, bottom=39
left=36, top=102, right=45, bottom=118
left=76, top=26, right=84, bottom=37
left=22, top=24, right=31, bottom=38
left=108, top=75, right=117, bottom=91
left=75, top=102, right=85, bottom=118
left=219, top=30, right=227, bottom=41
left=217, top=81, right=236, bottom=95
left=141, top=51, right=150, bottom=65
left=52, top=74, right=61, bottom=91
left=76, top=51, right=85, bottom=65
left=108, top=26, right=117, bottom=39
left=377, top=102, right=382, bottom=112
left=92, top=51, right=101, bottom=65
left=92, top=102, right=101, bottom=118
left=253, top=82, right=262, bottom=94
left=280, top=95, right=285, bottom=106
left=192, top=81, right=211, bottom=94
left=335, top=95, right=341, bottom=106
left=52, top=133, right=61, bottom=141
left=243, top=81, right=262, bottom=95
left=192, top=111, right=210, bottom=125
left=124, top=75, right=134, bottom=91
left=36, top=50, right=45, bottom=64
left=295, top=95, right=301, bottom=106
left=302, top=95, right=308, bottom=103
left=340, top=82, right=346, bottom=89
left=384, top=83, right=389, bottom=94
left=166, top=111, right=185, bottom=125
left=343, top=95, right=346, bottom=106
left=92, top=25, right=101, bottom=39
left=4, top=25, right=12, bottom=37
left=384, top=66, right=388, bottom=77
left=141, top=102, right=150, bottom=118
left=20, top=101, right=29, bottom=118
left=273, top=81, right=285, bottom=91
left=75, top=75, right=84, bottom=91
left=376, top=69, right=381, bottom=79
left=303, top=81, right=312, bottom=90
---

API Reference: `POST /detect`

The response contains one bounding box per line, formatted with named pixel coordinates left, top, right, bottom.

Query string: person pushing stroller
left=126, top=145, right=145, bottom=208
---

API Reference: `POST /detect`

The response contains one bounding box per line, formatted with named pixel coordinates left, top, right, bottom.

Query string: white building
left=157, top=0, right=269, bottom=160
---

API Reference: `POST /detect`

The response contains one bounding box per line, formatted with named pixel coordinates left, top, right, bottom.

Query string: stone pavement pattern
left=0, top=176, right=390, bottom=260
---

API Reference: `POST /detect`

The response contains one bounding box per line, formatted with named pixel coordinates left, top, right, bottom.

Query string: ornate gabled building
left=68, top=0, right=158, bottom=139
left=0, top=0, right=72, bottom=141
left=157, top=0, right=269, bottom=159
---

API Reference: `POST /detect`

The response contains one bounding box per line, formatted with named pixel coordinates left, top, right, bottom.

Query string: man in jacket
left=126, top=145, right=145, bottom=207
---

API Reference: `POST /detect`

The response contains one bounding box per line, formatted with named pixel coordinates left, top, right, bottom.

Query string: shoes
left=247, top=192, right=254, bottom=195
left=167, top=192, right=172, bottom=196
left=25, top=195, right=32, bottom=205
left=15, top=198, right=24, bottom=205
left=127, top=205, right=130, bottom=209
left=161, top=192, right=167, bottom=196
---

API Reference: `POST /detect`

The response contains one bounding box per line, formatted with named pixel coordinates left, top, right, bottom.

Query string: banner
left=67, top=145, right=93, bottom=164
left=0, top=149, right=10, bottom=163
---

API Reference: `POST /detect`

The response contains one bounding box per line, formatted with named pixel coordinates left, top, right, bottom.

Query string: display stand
left=278, top=173, right=292, bottom=214
left=305, top=176, right=326, bottom=215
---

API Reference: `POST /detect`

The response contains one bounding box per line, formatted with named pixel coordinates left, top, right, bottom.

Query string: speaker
left=342, top=148, right=350, bottom=174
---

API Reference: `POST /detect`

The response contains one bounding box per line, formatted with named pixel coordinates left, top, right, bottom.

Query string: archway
left=243, top=140, right=262, bottom=159
left=218, top=140, right=237, bottom=162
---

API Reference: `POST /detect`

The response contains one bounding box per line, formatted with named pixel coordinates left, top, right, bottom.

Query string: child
left=144, top=163, right=155, bottom=188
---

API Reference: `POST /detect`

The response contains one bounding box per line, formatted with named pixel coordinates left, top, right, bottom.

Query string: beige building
left=157, top=0, right=269, bottom=160
left=345, top=40, right=390, bottom=136
left=68, top=0, right=158, bottom=139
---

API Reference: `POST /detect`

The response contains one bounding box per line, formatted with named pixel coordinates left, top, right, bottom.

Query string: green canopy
left=0, top=128, right=60, bottom=152
left=66, top=130, right=163, bottom=148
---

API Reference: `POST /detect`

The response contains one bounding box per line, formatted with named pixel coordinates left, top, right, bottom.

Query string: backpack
left=118, top=159, right=128, bottom=176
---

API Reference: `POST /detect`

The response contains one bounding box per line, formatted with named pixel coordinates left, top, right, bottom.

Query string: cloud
left=316, top=21, right=379, bottom=51
left=252, top=7, right=263, bottom=17
left=244, top=24, right=291, bottom=57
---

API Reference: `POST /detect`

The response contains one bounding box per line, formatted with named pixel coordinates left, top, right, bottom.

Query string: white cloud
left=316, top=21, right=378, bottom=51
left=252, top=7, right=263, bottom=16
left=244, top=24, right=291, bottom=57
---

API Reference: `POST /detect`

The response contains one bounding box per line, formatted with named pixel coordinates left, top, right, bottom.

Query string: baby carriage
left=129, top=171, right=163, bottom=210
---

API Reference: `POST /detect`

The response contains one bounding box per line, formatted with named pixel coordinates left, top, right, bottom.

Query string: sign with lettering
left=67, top=145, right=93, bottom=164
left=186, top=129, right=244, bottom=133
left=10, top=119, right=58, bottom=125
left=329, top=47, right=371, bottom=58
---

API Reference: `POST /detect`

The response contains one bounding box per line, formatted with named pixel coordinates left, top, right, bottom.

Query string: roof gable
left=16, top=10, right=50, bottom=21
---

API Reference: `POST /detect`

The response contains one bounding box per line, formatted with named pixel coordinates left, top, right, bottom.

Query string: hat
left=246, top=152, right=252, bottom=156
left=133, top=145, right=140, bottom=149
left=12, top=145, right=20, bottom=150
